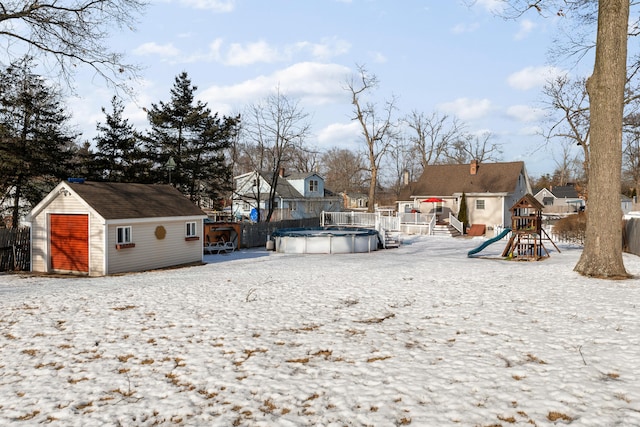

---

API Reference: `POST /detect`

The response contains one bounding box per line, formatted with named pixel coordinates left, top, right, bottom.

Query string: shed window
left=186, top=222, right=197, bottom=237
left=476, top=200, right=485, bottom=210
left=309, top=179, right=318, bottom=192
left=117, top=226, right=132, bottom=244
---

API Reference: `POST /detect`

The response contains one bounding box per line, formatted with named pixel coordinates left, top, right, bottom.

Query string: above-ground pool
left=271, top=227, right=380, bottom=254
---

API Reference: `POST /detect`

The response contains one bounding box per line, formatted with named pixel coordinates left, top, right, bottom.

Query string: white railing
left=428, top=214, right=436, bottom=235
left=321, top=211, right=401, bottom=232
left=397, top=211, right=430, bottom=224
left=449, top=213, right=463, bottom=234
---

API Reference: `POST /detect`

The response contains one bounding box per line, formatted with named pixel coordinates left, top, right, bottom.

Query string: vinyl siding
left=467, top=196, right=504, bottom=227
left=31, top=192, right=106, bottom=275
left=106, top=219, right=203, bottom=274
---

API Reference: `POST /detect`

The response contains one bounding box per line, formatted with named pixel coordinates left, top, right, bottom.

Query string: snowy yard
left=1, top=236, right=640, bottom=426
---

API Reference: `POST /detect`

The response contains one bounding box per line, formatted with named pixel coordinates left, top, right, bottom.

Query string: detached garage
left=27, top=180, right=207, bottom=276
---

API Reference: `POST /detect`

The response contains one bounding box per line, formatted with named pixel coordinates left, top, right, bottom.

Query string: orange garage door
left=50, top=214, right=89, bottom=273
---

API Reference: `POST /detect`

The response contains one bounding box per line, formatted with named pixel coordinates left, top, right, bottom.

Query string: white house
left=232, top=169, right=343, bottom=221
left=398, top=160, right=532, bottom=232
left=533, top=185, right=584, bottom=213
left=27, top=180, right=207, bottom=276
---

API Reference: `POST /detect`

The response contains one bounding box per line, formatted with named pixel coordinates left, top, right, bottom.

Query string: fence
left=240, top=217, right=320, bottom=248
left=0, top=228, right=30, bottom=272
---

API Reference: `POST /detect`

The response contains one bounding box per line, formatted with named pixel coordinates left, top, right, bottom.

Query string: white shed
left=27, top=180, right=207, bottom=276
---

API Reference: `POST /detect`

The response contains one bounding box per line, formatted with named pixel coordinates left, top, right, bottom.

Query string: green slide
left=467, top=228, right=511, bottom=257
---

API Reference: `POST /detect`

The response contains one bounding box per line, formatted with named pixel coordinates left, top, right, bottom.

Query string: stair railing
left=449, top=213, right=464, bottom=234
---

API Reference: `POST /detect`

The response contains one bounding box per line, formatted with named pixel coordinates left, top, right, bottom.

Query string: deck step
left=432, top=224, right=461, bottom=237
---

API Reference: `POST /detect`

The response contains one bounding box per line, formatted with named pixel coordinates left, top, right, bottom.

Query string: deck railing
left=449, top=213, right=463, bottom=234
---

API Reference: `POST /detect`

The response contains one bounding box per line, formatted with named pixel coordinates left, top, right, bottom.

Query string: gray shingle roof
left=67, top=181, right=206, bottom=220
left=550, top=185, right=579, bottom=199
left=400, top=161, right=526, bottom=198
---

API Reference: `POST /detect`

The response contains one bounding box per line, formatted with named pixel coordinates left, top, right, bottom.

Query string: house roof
left=67, top=181, right=206, bottom=219
left=257, top=172, right=303, bottom=199
left=400, top=161, right=527, bottom=199
left=550, top=185, right=579, bottom=199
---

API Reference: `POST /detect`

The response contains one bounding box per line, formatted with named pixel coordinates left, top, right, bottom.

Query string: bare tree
left=242, top=89, right=311, bottom=222
left=445, top=131, right=502, bottom=164
left=405, top=110, right=465, bottom=170
left=501, top=0, right=630, bottom=279
left=320, top=147, right=367, bottom=195
left=552, top=139, right=582, bottom=186
left=541, top=74, right=591, bottom=183
left=0, top=0, right=146, bottom=92
left=623, top=112, right=640, bottom=197
left=345, top=64, right=398, bottom=213
left=385, top=136, right=420, bottom=198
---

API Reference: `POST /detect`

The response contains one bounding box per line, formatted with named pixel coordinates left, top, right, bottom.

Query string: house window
left=291, top=202, right=297, bottom=211
left=476, top=200, right=485, bottom=210
left=309, top=180, right=318, bottom=192
left=186, top=222, right=197, bottom=237
left=117, top=226, right=132, bottom=244
left=116, top=226, right=135, bottom=249
left=243, top=203, right=250, bottom=211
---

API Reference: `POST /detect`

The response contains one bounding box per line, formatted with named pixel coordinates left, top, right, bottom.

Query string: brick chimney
left=470, top=160, right=479, bottom=175
left=279, top=167, right=285, bottom=177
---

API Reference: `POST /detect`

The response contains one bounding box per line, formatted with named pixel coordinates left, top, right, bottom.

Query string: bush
left=552, top=213, right=586, bottom=244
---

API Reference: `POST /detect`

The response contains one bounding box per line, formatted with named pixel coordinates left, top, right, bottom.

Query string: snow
left=1, top=235, right=640, bottom=426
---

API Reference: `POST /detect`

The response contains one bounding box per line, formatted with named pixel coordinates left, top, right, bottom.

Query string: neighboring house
left=533, top=185, right=584, bottom=213
left=340, top=192, right=369, bottom=211
left=232, top=169, right=343, bottom=221
left=398, top=160, right=532, bottom=230
left=27, top=180, right=207, bottom=276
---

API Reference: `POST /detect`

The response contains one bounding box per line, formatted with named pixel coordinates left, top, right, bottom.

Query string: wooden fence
left=240, top=217, right=320, bottom=248
left=0, top=228, right=30, bottom=272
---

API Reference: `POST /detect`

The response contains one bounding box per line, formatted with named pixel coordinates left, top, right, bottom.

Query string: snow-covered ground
left=1, top=236, right=640, bottom=426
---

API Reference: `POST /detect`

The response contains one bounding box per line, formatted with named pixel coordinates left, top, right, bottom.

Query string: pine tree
left=143, top=72, right=240, bottom=206
left=93, top=96, right=143, bottom=182
left=458, top=192, right=469, bottom=234
left=0, top=57, right=77, bottom=227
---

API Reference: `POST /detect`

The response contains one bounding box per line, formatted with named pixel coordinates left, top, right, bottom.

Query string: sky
left=66, top=0, right=596, bottom=179
left=2, top=235, right=640, bottom=425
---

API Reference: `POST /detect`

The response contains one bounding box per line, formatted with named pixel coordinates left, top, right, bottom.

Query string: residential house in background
left=533, top=184, right=584, bottom=213
left=340, top=192, right=368, bottom=211
left=27, top=180, right=206, bottom=276
left=233, top=169, right=343, bottom=221
left=398, top=160, right=532, bottom=232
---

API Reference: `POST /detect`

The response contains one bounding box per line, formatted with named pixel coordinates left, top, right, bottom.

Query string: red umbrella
left=421, top=197, right=445, bottom=218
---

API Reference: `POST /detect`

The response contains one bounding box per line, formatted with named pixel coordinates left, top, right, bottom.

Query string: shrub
left=552, top=213, right=586, bottom=244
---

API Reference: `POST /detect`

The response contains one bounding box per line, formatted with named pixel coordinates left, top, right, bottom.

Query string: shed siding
left=107, top=219, right=202, bottom=274
left=31, top=192, right=107, bottom=275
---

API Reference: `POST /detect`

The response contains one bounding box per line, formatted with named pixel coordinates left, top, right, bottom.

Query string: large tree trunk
left=574, top=0, right=630, bottom=278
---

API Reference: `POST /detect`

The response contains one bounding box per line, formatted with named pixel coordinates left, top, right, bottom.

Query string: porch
left=320, top=211, right=464, bottom=236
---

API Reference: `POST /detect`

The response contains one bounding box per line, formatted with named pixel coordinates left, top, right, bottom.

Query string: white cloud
left=438, top=98, right=493, bottom=121
left=199, top=62, right=351, bottom=109
left=225, top=40, right=283, bottom=66
left=507, top=66, right=565, bottom=90
left=181, top=38, right=351, bottom=66
left=474, top=0, right=504, bottom=13
left=292, top=38, right=351, bottom=61
left=132, top=42, right=181, bottom=58
left=369, top=51, right=387, bottom=64
left=506, top=104, right=547, bottom=123
left=451, top=22, right=480, bottom=34
left=317, top=121, right=361, bottom=147
left=514, top=19, right=536, bottom=40
left=179, top=0, right=236, bottom=12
